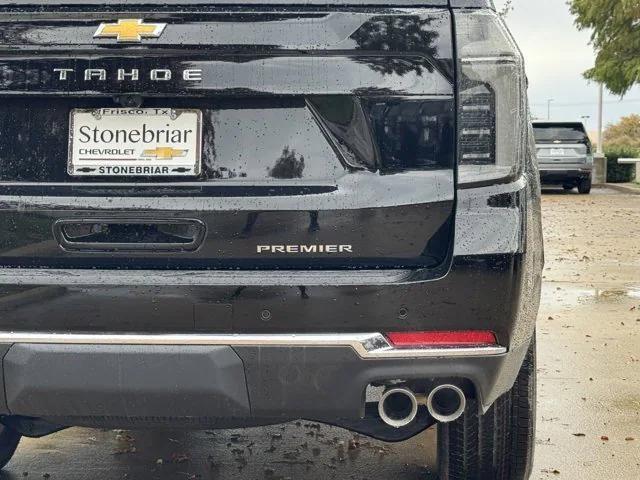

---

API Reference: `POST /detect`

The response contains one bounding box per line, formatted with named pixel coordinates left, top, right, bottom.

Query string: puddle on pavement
left=541, top=283, right=640, bottom=309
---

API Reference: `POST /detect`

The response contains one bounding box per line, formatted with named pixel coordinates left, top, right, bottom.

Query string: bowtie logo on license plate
left=142, top=147, right=188, bottom=160
left=94, top=19, right=167, bottom=43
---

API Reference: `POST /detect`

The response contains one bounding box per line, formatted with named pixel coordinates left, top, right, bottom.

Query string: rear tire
left=577, top=177, right=592, bottom=194
left=0, top=424, right=21, bottom=470
left=437, top=337, right=536, bottom=480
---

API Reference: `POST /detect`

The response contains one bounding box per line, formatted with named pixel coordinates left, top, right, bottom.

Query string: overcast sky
left=495, top=0, right=639, bottom=132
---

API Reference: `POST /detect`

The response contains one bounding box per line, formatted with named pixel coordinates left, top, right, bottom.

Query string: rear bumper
left=0, top=251, right=536, bottom=429
left=539, top=164, right=592, bottom=184
left=0, top=338, right=529, bottom=430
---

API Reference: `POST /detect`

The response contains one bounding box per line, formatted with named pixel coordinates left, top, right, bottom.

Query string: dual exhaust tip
left=378, top=384, right=466, bottom=428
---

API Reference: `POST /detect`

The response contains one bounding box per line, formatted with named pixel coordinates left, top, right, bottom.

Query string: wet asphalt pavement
left=2, top=187, right=639, bottom=480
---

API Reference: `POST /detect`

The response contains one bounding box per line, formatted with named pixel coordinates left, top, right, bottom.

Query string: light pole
left=547, top=99, right=554, bottom=120
left=596, top=84, right=604, bottom=155
left=593, top=83, right=606, bottom=184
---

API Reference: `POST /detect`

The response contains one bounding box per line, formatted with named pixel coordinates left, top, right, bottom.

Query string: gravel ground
left=2, top=186, right=639, bottom=480
left=534, top=187, right=640, bottom=479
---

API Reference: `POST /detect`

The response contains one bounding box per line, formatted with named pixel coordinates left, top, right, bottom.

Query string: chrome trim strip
left=0, top=332, right=506, bottom=359
left=0, top=269, right=413, bottom=286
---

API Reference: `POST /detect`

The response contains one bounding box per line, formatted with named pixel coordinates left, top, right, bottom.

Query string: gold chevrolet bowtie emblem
left=141, top=147, right=188, bottom=160
left=94, top=19, right=167, bottom=43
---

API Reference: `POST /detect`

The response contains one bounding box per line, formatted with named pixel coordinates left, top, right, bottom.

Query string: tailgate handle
left=53, top=219, right=206, bottom=252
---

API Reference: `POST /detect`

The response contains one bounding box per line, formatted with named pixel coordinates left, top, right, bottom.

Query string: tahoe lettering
left=53, top=68, right=203, bottom=82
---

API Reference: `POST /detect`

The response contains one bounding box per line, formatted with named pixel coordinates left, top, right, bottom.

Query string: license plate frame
left=68, top=108, right=202, bottom=177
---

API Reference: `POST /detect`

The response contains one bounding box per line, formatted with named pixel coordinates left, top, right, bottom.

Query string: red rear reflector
left=385, top=331, right=497, bottom=348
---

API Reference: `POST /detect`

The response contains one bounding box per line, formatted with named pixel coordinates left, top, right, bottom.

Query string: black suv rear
left=0, top=1, right=542, bottom=478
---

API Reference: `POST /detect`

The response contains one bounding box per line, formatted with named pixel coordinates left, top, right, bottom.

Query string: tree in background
left=604, top=114, right=640, bottom=150
left=569, top=0, right=640, bottom=95
left=498, top=0, right=513, bottom=17
left=602, top=115, right=639, bottom=183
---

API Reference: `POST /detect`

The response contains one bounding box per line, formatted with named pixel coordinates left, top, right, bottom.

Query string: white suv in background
left=533, top=121, right=594, bottom=194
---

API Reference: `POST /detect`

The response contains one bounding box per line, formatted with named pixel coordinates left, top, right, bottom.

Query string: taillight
left=454, top=10, right=528, bottom=185
left=459, top=86, right=496, bottom=164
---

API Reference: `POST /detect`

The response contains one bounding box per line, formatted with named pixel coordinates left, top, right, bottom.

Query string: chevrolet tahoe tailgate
left=0, top=5, right=456, bottom=271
